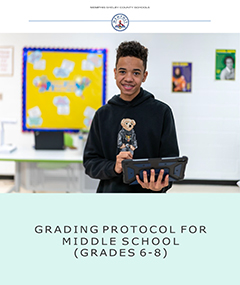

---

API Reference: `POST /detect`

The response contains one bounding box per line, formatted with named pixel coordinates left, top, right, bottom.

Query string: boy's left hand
left=136, top=169, right=169, bottom=192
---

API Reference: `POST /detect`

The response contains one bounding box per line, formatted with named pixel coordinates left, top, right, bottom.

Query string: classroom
left=0, top=33, right=239, bottom=193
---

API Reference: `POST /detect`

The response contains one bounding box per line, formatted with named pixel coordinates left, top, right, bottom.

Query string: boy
left=83, top=41, right=179, bottom=193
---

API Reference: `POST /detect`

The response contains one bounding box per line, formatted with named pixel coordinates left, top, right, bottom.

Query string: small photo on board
left=172, top=62, right=192, bottom=92
left=215, top=49, right=236, bottom=80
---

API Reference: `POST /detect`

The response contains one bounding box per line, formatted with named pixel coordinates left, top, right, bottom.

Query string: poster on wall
left=0, top=46, right=13, bottom=76
left=172, top=62, right=192, bottom=92
left=22, top=47, right=107, bottom=132
left=215, top=49, right=236, bottom=80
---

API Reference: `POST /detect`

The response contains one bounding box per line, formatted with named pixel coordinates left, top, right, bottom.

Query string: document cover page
left=0, top=1, right=240, bottom=285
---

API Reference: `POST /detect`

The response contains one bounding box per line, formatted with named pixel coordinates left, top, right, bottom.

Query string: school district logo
left=111, top=14, right=129, bottom=32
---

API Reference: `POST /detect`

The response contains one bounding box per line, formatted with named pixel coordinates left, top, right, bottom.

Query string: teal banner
left=0, top=193, right=239, bottom=285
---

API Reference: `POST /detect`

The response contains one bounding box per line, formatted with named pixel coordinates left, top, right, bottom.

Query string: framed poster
left=172, top=62, right=192, bottom=92
left=0, top=46, right=13, bottom=76
left=215, top=49, right=236, bottom=80
left=22, top=47, right=107, bottom=132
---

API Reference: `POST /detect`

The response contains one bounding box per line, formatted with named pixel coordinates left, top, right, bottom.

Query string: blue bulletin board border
left=22, top=47, right=107, bottom=132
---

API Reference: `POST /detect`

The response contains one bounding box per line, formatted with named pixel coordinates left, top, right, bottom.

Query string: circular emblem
left=111, top=14, right=129, bottom=32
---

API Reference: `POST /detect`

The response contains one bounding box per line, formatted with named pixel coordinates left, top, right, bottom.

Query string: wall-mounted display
left=22, top=47, right=107, bottom=132
left=215, top=49, right=235, bottom=80
left=172, top=62, right=192, bottom=92
left=0, top=46, right=13, bottom=76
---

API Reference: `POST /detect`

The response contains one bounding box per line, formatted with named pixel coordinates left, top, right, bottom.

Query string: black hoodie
left=83, top=88, right=179, bottom=193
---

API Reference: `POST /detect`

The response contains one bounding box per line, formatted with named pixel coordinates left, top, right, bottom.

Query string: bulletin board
left=22, top=47, right=107, bottom=132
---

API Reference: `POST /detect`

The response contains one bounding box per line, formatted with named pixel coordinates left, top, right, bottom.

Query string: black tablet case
left=122, top=156, right=188, bottom=185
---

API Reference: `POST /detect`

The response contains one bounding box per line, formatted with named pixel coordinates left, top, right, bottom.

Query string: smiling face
left=226, top=58, right=233, bottom=70
left=114, top=56, right=148, bottom=101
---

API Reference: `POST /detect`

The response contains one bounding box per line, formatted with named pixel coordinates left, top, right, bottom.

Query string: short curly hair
left=116, top=41, right=148, bottom=71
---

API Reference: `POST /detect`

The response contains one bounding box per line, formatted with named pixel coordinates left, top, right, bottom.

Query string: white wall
left=0, top=33, right=239, bottom=180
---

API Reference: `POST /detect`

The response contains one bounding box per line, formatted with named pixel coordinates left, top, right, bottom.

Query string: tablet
left=122, top=156, right=188, bottom=185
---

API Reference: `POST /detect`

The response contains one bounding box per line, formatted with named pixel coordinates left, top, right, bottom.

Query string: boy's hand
left=115, top=151, right=133, bottom=174
left=130, top=145, right=136, bottom=151
left=136, top=169, right=169, bottom=191
left=120, top=144, right=126, bottom=149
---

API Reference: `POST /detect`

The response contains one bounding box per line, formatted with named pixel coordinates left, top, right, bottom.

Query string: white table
left=0, top=147, right=83, bottom=192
